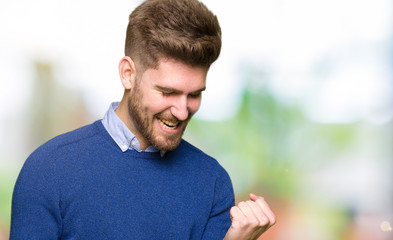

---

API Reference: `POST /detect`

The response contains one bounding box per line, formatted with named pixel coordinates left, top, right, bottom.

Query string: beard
left=127, top=83, right=191, bottom=151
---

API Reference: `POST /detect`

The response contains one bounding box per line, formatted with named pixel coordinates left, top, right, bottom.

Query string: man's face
left=127, top=58, right=207, bottom=151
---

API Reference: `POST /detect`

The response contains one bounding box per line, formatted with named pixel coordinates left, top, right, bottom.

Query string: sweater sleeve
left=10, top=149, right=62, bottom=239
left=201, top=168, right=235, bottom=239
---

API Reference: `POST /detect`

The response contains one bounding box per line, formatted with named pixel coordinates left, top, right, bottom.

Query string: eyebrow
left=155, top=85, right=206, bottom=94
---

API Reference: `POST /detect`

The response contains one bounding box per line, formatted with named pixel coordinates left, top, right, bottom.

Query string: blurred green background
left=1, top=0, right=392, bottom=239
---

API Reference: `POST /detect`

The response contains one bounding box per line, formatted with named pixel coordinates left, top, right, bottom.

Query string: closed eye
left=189, top=92, right=202, bottom=98
left=161, top=91, right=174, bottom=96
left=155, top=85, right=205, bottom=98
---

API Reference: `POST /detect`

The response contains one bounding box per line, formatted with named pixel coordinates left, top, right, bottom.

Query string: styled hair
left=125, top=0, right=221, bottom=71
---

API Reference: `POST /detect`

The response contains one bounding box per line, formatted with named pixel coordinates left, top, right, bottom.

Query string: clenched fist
left=224, top=193, right=276, bottom=240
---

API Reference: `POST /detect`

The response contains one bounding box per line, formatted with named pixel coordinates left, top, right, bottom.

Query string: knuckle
left=250, top=219, right=260, bottom=227
left=259, top=217, right=269, bottom=226
left=270, top=217, right=277, bottom=225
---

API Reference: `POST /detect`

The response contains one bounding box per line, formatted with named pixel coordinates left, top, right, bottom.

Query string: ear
left=118, top=56, right=137, bottom=90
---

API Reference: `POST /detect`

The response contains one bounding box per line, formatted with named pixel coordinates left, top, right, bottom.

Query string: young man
left=10, top=0, right=275, bottom=239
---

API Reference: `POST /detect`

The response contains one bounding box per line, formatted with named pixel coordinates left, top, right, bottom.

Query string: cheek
left=148, top=96, right=172, bottom=113
left=188, top=98, right=202, bottom=114
left=140, top=90, right=166, bottom=111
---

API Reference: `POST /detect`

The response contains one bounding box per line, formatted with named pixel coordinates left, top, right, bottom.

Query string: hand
left=224, top=193, right=276, bottom=240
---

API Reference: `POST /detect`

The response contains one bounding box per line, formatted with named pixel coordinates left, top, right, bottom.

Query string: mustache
left=154, top=112, right=192, bottom=123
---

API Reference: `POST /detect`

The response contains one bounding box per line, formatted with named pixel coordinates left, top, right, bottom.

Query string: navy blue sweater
left=10, top=121, right=234, bottom=239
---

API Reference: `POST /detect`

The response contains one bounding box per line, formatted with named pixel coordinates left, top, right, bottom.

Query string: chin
left=153, top=136, right=182, bottom=151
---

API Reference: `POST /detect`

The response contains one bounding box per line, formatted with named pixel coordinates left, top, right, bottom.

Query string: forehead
left=140, top=59, right=208, bottom=91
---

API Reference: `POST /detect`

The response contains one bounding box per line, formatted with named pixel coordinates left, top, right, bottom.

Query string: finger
left=237, top=201, right=257, bottom=220
left=236, top=201, right=261, bottom=227
left=249, top=193, right=276, bottom=226
left=229, top=206, right=249, bottom=229
left=245, top=200, right=269, bottom=227
left=229, top=206, right=245, bottom=221
left=249, top=193, right=261, bottom=201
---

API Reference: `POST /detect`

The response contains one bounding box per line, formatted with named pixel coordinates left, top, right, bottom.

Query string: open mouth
left=158, top=118, right=179, bottom=130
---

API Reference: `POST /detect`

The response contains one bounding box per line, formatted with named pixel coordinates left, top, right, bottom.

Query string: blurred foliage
left=28, top=62, right=92, bottom=150
left=188, top=86, right=302, bottom=198
left=0, top=167, right=16, bottom=236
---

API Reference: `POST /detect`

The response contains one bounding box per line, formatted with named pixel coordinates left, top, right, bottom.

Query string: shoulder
left=174, top=139, right=230, bottom=176
left=178, top=140, right=235, bottom=207
left=42, top=121, right=100, bottom=149
left=33, top=121, right=101, bottom=154
left=177, top=139, right=216, bottom=162
left=17, top=121, right=103, bottom=188
left=23, top=121, right=102, bottom=169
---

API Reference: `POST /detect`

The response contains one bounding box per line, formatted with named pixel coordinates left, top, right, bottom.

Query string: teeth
left=159, top=118, right=178, bottom=129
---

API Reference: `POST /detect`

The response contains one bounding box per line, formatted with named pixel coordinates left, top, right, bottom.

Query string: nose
left=171, top=96, right=189, bottom=121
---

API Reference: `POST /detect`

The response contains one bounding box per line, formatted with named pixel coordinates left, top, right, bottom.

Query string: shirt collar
left=101, top=102, right=165, bottom=156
